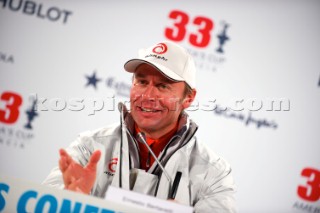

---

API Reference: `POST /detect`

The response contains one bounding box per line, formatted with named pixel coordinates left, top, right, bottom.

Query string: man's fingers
left=60, top=149, right=72, bottom=165
left=59, top=148, right=100, bottom=193
left=59, top=148, right=67, bottom=157
left=59, top=149, right=72, bottom=172
left=59, top=156, right=68, bottom=172
left=86, top=150, right=101, bottom=171
left=91, top=150, right=102, bottom=164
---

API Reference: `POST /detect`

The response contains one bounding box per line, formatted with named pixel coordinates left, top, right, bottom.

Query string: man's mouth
left=140, top=107, right=161, bottom=113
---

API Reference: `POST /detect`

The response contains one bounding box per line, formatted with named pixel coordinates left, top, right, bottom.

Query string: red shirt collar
left=134, top=123, right=179, bottom=170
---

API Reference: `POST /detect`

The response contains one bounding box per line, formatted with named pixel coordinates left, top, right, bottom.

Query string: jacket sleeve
left=41, top=132, right=94, bottom=189
left=193, top=158, right=237, bottom=213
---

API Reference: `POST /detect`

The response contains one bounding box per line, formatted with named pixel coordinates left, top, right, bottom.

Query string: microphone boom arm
left=137, top=132, right=172, bottom=187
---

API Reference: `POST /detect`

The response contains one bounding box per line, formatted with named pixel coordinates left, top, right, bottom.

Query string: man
left=43, top=41, right=236, bottom=212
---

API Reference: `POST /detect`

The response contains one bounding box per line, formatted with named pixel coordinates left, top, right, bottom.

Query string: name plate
left=105, top=186, right=193, bottom=213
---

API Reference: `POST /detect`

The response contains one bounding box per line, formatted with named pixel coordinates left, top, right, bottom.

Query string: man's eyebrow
left=134, top=73, right=146, bottom=78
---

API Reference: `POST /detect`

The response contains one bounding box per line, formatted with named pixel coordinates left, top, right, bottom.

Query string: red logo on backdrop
left=108, top=158, right=118, bottom=173
left=165, top=10, right=214, bottom=48
left=0, top=90, right=38, bottom=149
left=152, top=43, right=168, bottom=54
left=297, top=167, right=320, bottom=202
left=164, top=9, right=230, bottom=73
left=0, top=91, right=23, bottom=124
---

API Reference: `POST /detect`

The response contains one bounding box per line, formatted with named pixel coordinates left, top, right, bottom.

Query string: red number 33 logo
left=297, top=167, right=320, bottom=202
left=165, top=10, right=214, bottom=48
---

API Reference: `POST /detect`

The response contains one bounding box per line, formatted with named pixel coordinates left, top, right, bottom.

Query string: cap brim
left=124, top=59, right=185, bottom=82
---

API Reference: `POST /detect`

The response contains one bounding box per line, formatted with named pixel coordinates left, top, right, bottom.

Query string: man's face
left=130, top=64, right=194, bottom=138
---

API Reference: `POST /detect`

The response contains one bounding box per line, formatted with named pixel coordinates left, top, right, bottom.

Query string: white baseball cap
left=124, top=41, right=196, bottom=89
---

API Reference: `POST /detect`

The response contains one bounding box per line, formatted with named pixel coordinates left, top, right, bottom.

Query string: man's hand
left=59, top=149, right=101, bottom=194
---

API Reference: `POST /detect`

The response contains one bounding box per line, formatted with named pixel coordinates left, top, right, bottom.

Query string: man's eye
left=135, top=80, right=146, bottom=85
left=140, top=80, right=148, bottom=85
left=158, top=84, right=168, bottom=89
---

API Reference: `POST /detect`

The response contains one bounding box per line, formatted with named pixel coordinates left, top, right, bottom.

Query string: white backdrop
left=1, top=0, right=320, bottom=212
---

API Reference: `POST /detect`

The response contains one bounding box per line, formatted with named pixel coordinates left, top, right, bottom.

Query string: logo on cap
left=152, top=43, right=167, bottom=54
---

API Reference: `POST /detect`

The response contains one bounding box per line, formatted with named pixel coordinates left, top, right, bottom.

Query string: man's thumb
left=86, top=150, right=101, bottom=170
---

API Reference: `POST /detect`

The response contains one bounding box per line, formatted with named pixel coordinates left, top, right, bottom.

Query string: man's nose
left=141, top=85, right=158, bottom=100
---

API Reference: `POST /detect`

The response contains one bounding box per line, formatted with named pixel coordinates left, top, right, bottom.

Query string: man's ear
left=182, top=89, right=197, bottom=109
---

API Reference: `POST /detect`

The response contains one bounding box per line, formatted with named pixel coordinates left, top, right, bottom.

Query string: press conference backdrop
left=0, top=0, right=319, bottom=212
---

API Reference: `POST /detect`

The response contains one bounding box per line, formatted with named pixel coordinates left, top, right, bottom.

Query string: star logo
left=85, top=71, right=101, bottom=89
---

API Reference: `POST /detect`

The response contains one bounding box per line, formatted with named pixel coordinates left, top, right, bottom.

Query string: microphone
left=137, top=132, right=172, bottom=187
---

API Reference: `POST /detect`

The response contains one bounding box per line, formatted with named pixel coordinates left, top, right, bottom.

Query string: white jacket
left=43, top=106, right=236, bottom=212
